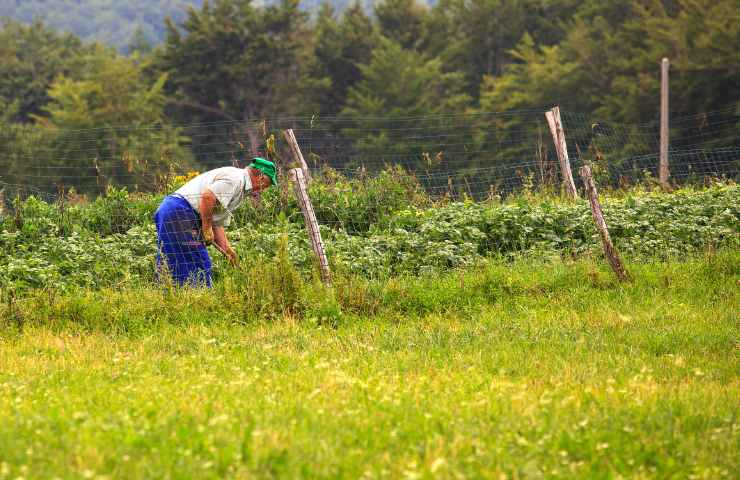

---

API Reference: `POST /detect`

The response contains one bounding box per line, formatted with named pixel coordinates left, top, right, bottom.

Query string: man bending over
left=153, top=157, right=277, bottom=286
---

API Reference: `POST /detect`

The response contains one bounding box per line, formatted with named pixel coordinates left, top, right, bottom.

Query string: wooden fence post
left=545, top=106, right=578, bottom=199
left=579, top=165, right=630, bottom=282
left=284, top=129, right=311, bottom=183
left=289, top=168, right=331, bottom=286
left=660, top=57, right=670, bottom=188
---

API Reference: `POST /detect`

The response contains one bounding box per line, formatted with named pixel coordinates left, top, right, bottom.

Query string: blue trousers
left=153, top=195, right=212, bottom=287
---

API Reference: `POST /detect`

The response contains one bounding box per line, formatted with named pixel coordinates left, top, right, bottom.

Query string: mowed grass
left=0, top=251, right=738, bottom=479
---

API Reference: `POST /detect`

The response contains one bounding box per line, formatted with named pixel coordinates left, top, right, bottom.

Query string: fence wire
left=1, top=107, right=738, bottom=238
left=561, top=110, right=739, bottom=188
left=2, top=108, right=737, bottom=205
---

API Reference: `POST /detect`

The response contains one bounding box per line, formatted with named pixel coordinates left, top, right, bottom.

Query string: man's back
left=175, top=167, right=252, bottom=227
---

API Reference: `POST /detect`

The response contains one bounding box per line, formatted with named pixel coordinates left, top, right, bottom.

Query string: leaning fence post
left=289, top=168, right=331, bottom=286
left=579, top=165, right=630, bottom=282
left=545, top=106, right=578, bottom=199
left=284, top=129, right=311, bottom=184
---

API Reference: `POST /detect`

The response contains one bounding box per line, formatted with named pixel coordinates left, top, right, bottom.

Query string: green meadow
left=1, top=250, right=738, bottom=479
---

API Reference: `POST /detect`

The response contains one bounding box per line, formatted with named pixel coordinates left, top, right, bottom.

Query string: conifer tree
left=308, top=1, right=377, bottom=115
left=156, top=0, right=308, bottom=156
left=340, top=38, right=470, bottom=171
left=375, top=0, right=427, bottom=50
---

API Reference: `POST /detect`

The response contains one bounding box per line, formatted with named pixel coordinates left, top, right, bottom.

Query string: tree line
left=1, top=0, right=738, bottom=195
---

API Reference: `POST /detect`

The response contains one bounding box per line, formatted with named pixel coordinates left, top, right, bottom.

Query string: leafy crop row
left=0, top=171, right=737, bottom=292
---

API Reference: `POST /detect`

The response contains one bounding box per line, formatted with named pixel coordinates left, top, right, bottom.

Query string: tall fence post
left=289, top=168, right=331, bottom=286
left=284, top=129, right=311, bottom=184
left=545, top=106, right=578, bottom=199
left=660, top=57, right=670, bottom=188
left=579, top=165, right=630, bottom=282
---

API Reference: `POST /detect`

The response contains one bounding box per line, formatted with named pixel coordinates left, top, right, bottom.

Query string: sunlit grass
left=0, top=251, right=738, bottom=478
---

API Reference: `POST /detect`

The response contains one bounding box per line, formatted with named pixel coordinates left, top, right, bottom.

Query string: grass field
left=1, top=250, right=738, bottom=479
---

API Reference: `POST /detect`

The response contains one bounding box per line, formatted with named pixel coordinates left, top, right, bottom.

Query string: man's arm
left=198, top=189, right=219, bottom=244
left=213, top=226, right=238, bottom=265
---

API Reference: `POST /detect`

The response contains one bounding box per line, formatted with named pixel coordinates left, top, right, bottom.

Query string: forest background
left=1, top=0, right=738, bottom=195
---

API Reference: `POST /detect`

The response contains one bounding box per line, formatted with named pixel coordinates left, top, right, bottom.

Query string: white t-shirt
left=175, top=167, right=252, bottom=227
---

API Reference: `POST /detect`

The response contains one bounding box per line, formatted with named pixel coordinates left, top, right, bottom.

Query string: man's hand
left=202, top=223, right=214, bottom=245
left=226, top=249, right=239, bottom=267
left=213, top=226, right=238, bottom=266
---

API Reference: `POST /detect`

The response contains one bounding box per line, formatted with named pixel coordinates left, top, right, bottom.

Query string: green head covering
left=248, top=157, right=278, bottom=187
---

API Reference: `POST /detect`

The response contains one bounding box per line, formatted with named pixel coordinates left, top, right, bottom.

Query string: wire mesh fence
left=2, top=108, right=737, bottom=204
left=561, top=109, right=740, bottom=188
left=1, top=107, right=738, bottom=243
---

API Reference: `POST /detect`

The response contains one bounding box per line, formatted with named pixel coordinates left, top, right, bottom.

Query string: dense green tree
left=608, top=0, right=740, bottom=123
left=1, top=0, right=738, bottom=195
left=375, top=0, right=428, bottom=50
left=307, top=1, right=377, bottom=115
left=478, top=34, right=577, bottom=113
left=303, top=3, right=343, bottom=115
left=0, top=100, right=42, bottom=190
left=33, top=47, right=190, bottom=193
left=479, top=0, right=740, bottom=178
left=340, top=38, right=471, bottom=171
left=157, top=0, right=309, bottom=156
left=423, top=0, right=580, bottom=100
left=481, top=0, right=740, bottom=125
left=0, top=19, right=88, bottom=123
